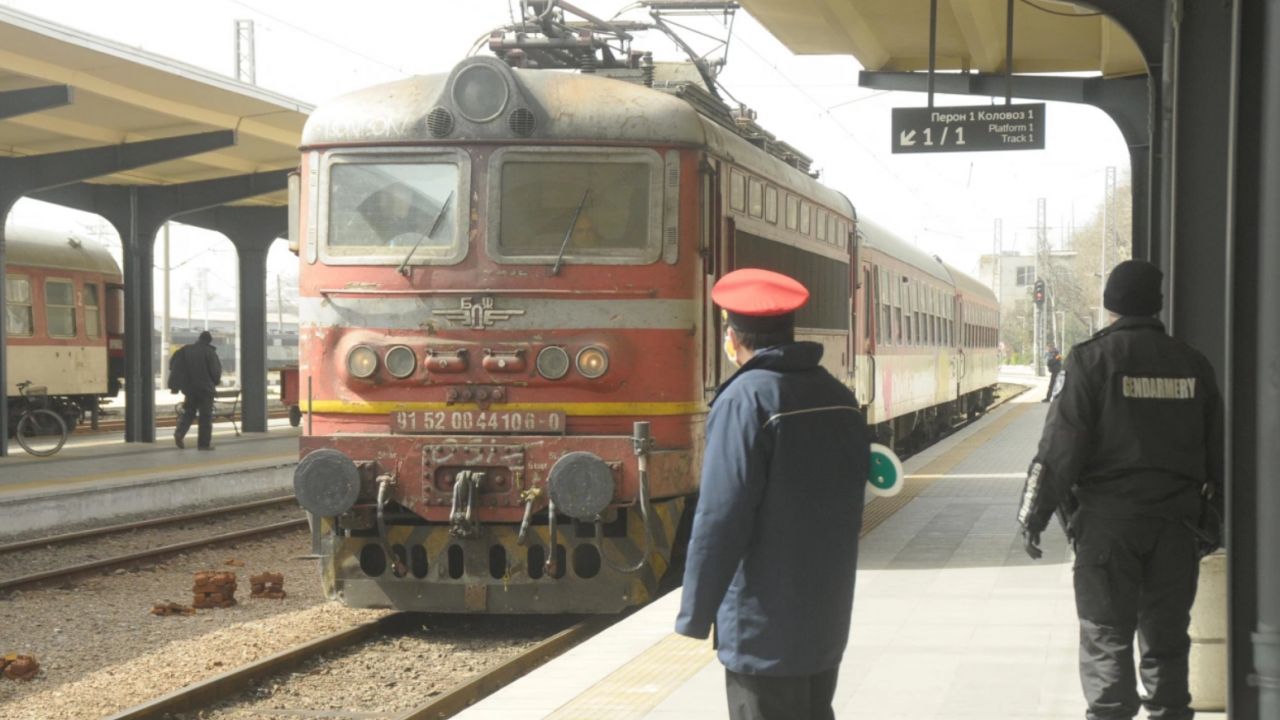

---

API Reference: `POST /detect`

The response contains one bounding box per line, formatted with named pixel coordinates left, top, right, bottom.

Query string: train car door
left=847, top=225, right=859, bottom=382
left=701, top=155, right=724, bottom=399
left=859, top=259, right=875, bottom=409
left=953, top=295, right=965, bottom=398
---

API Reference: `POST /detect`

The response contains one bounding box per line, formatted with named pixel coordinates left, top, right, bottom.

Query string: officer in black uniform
left=676, top=268, right=870, bottom=720
left=1044, top=344, right=1063, bottom=402
left=1019, top=260, right=1224, bottom=720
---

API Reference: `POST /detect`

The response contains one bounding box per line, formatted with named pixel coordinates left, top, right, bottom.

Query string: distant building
left=977, top=250, right=1077, bottom=314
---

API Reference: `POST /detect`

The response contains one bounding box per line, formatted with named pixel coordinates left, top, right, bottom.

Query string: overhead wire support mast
left=927, top=0, right=938, bottom=108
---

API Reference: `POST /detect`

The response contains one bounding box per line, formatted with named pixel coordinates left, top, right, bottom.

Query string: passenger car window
left=765, top=186, right=779, bottom=224
left=785, top=195, right=798, bottom=230
left=5, top=275, right=33, bottom=337
left=45, top=279, right=76, bottom=338
left=748, top=178, right=763, bottom=218
left=84, top=283, right=101, bottom=339
left=800, top=202, right=812, bottom=235
left=730, top=170, right=746, bottom=212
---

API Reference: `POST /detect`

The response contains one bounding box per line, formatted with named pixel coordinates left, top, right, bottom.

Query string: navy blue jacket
left=675, top=342, right=869, bottom=676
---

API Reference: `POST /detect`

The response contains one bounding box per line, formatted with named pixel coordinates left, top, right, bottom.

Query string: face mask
left=724, top=332, right=739, bottom=367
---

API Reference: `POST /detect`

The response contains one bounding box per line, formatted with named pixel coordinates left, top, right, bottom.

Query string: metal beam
left=0, top=130, right=237, bottom=197
left=175, top=205, right=287, bottom=434
left=0, top=85, right=73, bottom=121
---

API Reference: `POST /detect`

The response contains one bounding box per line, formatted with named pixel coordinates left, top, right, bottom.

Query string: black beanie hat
left=198, top=330, right=214, bottom=344
left=1104, top=260, right=1163, bottom=317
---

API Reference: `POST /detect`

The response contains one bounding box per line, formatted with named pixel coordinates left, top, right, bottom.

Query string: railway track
left=102, top=613, right=614, bottom=720
left=0, top=495, right=304, bottom=594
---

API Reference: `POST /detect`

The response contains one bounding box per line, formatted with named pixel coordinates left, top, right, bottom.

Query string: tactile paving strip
left=543, top=633, right=716, bottom=720
left=859, top=403, right=1033, bottom=538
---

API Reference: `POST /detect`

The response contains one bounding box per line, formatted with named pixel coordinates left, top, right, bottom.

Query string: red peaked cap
left=712, top=268, right=809, bottom=333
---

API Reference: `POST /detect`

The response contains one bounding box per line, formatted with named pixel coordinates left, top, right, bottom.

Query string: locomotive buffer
left=891, top=103, right=1045, bottom=154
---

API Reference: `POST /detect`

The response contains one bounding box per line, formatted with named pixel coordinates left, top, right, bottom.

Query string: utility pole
left=993, top=218, right=1003, bottom=304
left=187, top=286, right=193, bottom=330
left=160, top=222, right=171, bottom=388
left=1035, top=198, right=1048, bottom=377
left=198, top=267, right=210, bottom=330
left=276, top=274, right=284, bottom=334
left=234, top=19, right=256, bottom=85
left=1100, top=165, right=1116, bottom=330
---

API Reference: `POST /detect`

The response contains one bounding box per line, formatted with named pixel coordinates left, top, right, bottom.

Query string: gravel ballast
left=202, top=615, right=578, bottom=719
left=0, top=530, right=390, bottom=720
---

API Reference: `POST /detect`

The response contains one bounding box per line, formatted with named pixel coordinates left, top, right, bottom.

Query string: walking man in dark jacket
left=1044, top=344, right=1064, bottom=402
left=169, top=330, right=222, bottom=450
left=1019, top=260, right=1224, bottom=720
left=676, top=268, right=870, bottom=720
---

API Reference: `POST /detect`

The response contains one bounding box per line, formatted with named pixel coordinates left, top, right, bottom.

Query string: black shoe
left=198, top=446, right=216, bottom=451
left=174, top=433, right=185, bottom=449
left=1041, top=398, right=1051, bottom=403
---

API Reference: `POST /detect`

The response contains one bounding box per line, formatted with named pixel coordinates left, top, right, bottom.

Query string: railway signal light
left=1034, top=279, right=1046, bottom=306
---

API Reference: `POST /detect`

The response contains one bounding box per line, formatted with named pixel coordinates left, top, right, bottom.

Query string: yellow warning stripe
left=859, top=402, right=1033, bottom=537
left=544, top=633, right=716, bottom=720
left=302, top=400, right=707, bottom=417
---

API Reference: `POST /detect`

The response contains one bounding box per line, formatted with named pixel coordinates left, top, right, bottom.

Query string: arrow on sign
left=899, top=130, right=917, bottom=146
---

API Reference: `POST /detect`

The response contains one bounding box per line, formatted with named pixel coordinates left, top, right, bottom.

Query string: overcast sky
left=4, top=0, right=1131, bottom=312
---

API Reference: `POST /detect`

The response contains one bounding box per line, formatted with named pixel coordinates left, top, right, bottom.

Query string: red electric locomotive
left=291, top=8, right=998, bottom=614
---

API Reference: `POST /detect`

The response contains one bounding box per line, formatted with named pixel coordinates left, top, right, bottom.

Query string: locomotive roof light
left=347, top=345, right=379, bottom=379
left=576, top=346, right=609, bottom=379
left=536, top=346, right=571, bottom=380
left=452, top=63, right=509, bottom=123
left=385, top=346, right=417, bottom=379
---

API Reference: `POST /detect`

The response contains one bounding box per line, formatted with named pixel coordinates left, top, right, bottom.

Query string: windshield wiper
left=550, top=188, right=590, bottom=276
left=397, top=190, right=455, bottom=277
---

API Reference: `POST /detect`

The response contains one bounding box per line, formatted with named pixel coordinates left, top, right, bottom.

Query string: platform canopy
left=0, top=6, right=311, bottom=205
left=739, top=0, right=1145, bottom=77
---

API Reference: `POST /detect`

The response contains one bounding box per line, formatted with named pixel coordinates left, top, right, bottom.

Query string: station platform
left=454, top=385, right=1225, bottom=720
left=0, top=418, right=299, bottom=536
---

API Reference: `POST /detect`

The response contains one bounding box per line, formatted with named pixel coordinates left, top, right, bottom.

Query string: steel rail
left=395, top=616, right=614, bottom=720
left=0, top=495, right=298, bottom=554
left=0, top=519, right=307, bottom=593
left=100, top=613, right=409, bottom=720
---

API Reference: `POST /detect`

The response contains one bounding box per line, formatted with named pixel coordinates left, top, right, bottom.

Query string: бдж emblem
left=433, top=296, right=525, bottom=330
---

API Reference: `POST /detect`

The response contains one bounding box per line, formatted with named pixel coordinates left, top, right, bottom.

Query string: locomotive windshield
left=328, top=162, right=460, bottom=255
left=498, top=161, right=651, bottom=256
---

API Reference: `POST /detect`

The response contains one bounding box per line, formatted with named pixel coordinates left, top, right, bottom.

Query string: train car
left=291, top=49, right=998, bottom=614
left=5, top=222, right=125, bottom=432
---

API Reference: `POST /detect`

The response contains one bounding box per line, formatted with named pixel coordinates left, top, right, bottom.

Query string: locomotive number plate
left=390, top=410, right=566, bottom=435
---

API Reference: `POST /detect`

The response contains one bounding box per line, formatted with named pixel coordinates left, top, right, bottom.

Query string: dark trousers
left=1046, top=370, right=1061, bottom=400
left=1072, top=510, right=1200, bottom=720
left=725, top=667, right=839, bottom=720
left=176, top=391, right=214, bottom=448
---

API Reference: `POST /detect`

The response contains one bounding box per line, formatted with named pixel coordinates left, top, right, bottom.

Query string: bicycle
left=12, top=380, right=68, bottom=456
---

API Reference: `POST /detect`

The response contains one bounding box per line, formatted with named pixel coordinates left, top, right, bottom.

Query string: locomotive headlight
left=347, top=346, right=378, bottom=379
left=536, top=346, right=570, bottom=380
left=385, top=346, right=416, bottom=379
left=576, top=346, right=609, bottom=379
left=452, top=64, right=508, bottom=123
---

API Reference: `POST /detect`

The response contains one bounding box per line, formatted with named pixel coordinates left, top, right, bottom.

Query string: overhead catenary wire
left=1015, top=0, right=1142, bottom=18
left=724, top=29, right=963, bottom=236
left=223, top=0, right=410, bottom=76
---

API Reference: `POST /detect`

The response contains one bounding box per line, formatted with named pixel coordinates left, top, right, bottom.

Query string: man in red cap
left=676, top=268, right=870, bottom=720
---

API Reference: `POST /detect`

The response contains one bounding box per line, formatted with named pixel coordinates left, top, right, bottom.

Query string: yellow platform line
left=859, top=403, right=1032, bottom=537
left=544, top=633, right=716, bottom=720
left=0, top=451, right=297, bottom=495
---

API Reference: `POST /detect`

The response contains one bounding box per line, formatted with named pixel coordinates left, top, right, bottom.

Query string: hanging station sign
left=890, top=103, right=1046, bottom=154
